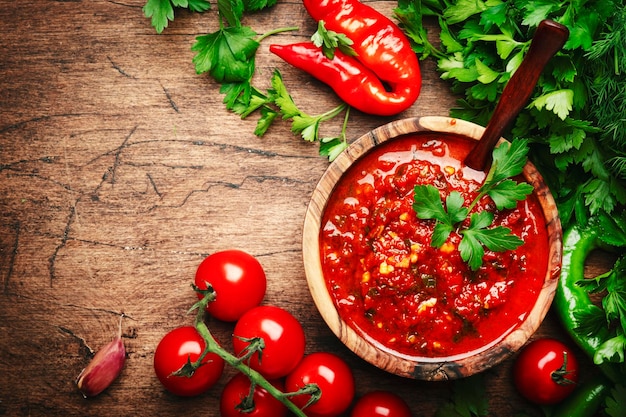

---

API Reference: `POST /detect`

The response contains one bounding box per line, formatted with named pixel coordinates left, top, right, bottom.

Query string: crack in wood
left=58, top=325, right=94, bottom=356
left=48, top=200, right=79, bottom=287
left=107, top=56, right=134, bottom=78
left=189, top=138, right=318, bottom=160
left=0, top=113, right=86, bottom=134
left=146, top=174, right=312, bottom=212
left=89, top=125, right=141, bottom=199
left=6, top=171, right=75, bottom=193
left=254, top=247, right=302, bottom=259
left=87, top=137, right=314, bottom=167
left=2, top=220, right=20, bottom=295
left=0, top=156, right=58, bottom=172
left=104, top=0, right=142, bottom=9
left=160, top=82, right=179, bottom=113
left=146, top=173, right=163, bottom=198
left=109, top=125, right=138, bottom=186
left=42, top=127, right=149, bottom=275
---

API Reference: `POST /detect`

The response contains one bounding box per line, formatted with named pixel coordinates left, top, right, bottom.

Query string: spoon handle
left=464, top=20, right=569, bottom=171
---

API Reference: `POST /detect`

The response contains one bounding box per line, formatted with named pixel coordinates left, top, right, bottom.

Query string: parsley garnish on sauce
left=413, top=139, right=533, bottom=271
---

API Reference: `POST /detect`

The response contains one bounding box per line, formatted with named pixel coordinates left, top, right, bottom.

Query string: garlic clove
left=76, top=316, right=127, bottom=398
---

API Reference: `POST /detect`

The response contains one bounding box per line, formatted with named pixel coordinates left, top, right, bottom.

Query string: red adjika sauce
left=319, top=133, right=549, bottom=358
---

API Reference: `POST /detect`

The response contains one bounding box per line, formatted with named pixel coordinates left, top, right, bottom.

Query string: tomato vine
left=182, top=285, right=320, bottom=417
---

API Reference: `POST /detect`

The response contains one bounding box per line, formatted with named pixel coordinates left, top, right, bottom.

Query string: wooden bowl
left=302, top=116, right=562, bottom=380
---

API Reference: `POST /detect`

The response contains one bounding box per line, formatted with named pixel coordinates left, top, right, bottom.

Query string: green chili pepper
left=554, top=221, right=626, bottom=384
left=552, top=373, right=612, bottom=417
left=554, top=224, right=609, bottom=359
left=553, top=217, right=626, bottom=415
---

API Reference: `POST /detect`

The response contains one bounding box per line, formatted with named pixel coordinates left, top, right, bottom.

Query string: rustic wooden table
left=0, top=1, right=611, bottom=416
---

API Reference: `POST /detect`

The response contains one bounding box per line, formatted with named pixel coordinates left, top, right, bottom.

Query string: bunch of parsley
left=143, top=0, right=353, bottom=160
left=395, top=0, right=626, bottom=229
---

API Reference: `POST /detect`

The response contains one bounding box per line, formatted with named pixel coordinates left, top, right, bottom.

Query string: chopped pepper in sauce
left=320, top=134, right=549, bottom=358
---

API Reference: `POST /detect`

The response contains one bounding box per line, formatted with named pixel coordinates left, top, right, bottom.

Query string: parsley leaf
left=414, top=186, right=461, bottom=224
left=217, top=0, right=244, bottom=27
left=319, top=137, right=349, bottom=161
left=529, top=89, right=574, bottom=120
left=192, top=27, right=260, bottom=83
left=460, top=212, right=523, bottom=271
left=269, top=71, right=301, bottom=118
left=605, top=384, right=626, bottom=417
left=186, top=0, right=212, bottom=11
left=477, top=139, right=534, bottom=210
left=519, top=0, right=560, bottom=27
left=485, top=179, right=533, bottom=210
left=435, top=374, right=489, bottom=417
left=595, top=334, right=626, bottom=364
left=234, top=71, right=349, bottom=160
left=253, top=106, right=279, bottom=136
left=394, top=1, right=447, bottom=60
left=443, top=0, right=488, bottom=25
left=311, top=20, right=357, bottom=59
left=242, top=0, right=276, bottom=12
left=483, top=139, right=529, bottom=184
left=143, top=0, right=211, bottom=33
left=413, top=140, right=531, bottom=270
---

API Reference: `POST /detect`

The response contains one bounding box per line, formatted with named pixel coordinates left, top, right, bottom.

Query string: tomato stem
left=551, top=351, right=577, bottom=386
left=283, top=382, right=323, bottom=408
left=233, top=336, right=266, bottom=363
left=189, top=288, right=314, bottom=417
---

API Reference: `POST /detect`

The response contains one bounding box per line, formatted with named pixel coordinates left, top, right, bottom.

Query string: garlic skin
left=76, top=336, right=126, bottom=398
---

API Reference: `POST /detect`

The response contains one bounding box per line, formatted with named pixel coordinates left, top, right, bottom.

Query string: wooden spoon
left=464, top=20, right=570, bottom=171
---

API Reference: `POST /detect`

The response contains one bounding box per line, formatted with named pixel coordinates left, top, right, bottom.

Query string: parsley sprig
left=311, top=20, right=357, bottom=59
left=190, top=0, right=297, bottom=86
left=143, top=0, right=353, bottom=161
left=143, top=0, right=212, bottom=34
left=413, top=139, right=533, bottom=270
left=224, top=71, right=350, bottom=159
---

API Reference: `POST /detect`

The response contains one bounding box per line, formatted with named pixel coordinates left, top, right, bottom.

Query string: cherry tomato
left=220, top=372, right=288, bottom=417
left=153, top=326, right=224, bottom=397
left=513, top=338, right=579, bottom=405
left=350, top=391, right=412, bottom=417
left=285, top=352, right=355, bottom=417
left=195, top=249, right=266, bottom=322
left=232, top=305, right=305, bottom=379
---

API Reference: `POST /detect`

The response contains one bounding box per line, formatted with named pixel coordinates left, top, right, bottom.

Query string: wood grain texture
left=0, top=1, right=606, bottom=416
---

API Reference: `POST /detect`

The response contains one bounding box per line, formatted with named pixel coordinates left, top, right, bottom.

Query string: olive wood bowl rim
left=302, top=116, right=563, bottom=381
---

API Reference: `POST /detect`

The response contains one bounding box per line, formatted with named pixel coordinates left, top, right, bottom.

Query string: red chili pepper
left=270, top=42, right=417, bottom=116
left=270, top=0, right=421, bottom=116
